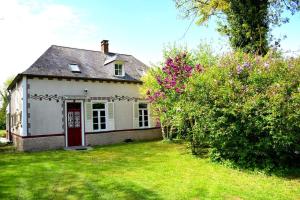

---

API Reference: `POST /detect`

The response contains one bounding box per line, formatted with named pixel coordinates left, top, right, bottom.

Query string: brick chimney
left=101, top=40, right=109, bottom=53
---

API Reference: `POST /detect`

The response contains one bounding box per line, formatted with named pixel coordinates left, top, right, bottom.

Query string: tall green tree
left=175, top=0, right=299, bottom=55
left=0, top=77, right=13, bottom=130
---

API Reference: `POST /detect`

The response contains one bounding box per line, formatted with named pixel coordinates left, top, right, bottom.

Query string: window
left=114, top=63, right=124, bottom=76
left=92, top=103, right=106, bottom=131
left=69, top=64, right=81, bottom=73
left=138, top=103, right=149, bottom=128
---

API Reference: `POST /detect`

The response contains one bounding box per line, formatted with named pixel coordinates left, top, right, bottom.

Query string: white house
left=7, top=40, right=161, bottom=151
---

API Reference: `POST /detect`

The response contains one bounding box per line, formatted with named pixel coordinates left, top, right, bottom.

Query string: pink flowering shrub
left=141, top=51, right=204, bottom=139
left=142, top=47, right=300, bottom=170
left=187, top=51, right=300, bottom=170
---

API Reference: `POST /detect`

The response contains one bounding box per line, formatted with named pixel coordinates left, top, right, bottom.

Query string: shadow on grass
left=163, top=140, right=300, bottom=180
left=0, top=174, right=162, bottom=200
left=0, top=142, right=163, bottom=200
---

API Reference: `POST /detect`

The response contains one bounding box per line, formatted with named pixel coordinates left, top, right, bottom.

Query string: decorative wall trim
left=29, top=94, right=145, bottom=102
left=29, top=94, right=63, bottom=102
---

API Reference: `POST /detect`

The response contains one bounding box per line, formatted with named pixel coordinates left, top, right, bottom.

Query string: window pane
left=93, top=111, right=98, bottom=117
left=139, top=103, right=147, bottom=109
left=139, top=122, right=143, bottom=127
left=93, top=103, right=105, bottom=109
left=69, top=64, right=81, bottom=72
left=139, top=110, right=142, bottom=115
left=115, top=64, right=122, bottom=76
left=145, top=121, right=148, bottom=127
left=144, top=116, right=148, bottom=121
left=139, top=116, right=142, bottom=121
left=100, top=110, right=105, bottom=116
left=93, top=118, right=98, bottom=123
left=93, top=123, right=99, bottom=130
left=101, top=124, right=106, bottom=129
left=100, top=117, right=106, bottom=123
left=144, top=110, right=148, bottom=115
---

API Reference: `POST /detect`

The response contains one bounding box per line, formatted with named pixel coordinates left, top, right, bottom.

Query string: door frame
left=64, top=100, right=85, bottom=147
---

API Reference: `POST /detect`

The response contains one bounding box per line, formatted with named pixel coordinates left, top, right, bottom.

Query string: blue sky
left=0, top=0, right=299, bottom=84
left=52, top=0, right=228, bottom=62
left=52, top=0, right=300, bottom=61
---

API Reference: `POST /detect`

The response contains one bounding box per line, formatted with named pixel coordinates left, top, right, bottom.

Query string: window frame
left=114, top=62, right=125, bottom=77
left=69, top=64, right=81, bottom=73
left=91, top=101, right=108, bottom=132
left=138, top=102, right=150, bottom=128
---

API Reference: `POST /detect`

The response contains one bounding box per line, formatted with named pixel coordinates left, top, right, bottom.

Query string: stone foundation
left=11, top=128, right=162, bottom=151
left=86, top=128, right=162, bottom=146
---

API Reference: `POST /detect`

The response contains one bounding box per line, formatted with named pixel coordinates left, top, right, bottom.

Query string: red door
left=67, top=103, right=82, bottom=146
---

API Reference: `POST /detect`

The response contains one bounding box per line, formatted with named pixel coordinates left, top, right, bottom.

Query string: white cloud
left=0, top=0, right=98, bottom=86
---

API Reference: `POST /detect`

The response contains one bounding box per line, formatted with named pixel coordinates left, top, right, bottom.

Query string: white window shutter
left=133, top=102, right=139, bottom=128
left=84, top=102, right=93, bottom=132
left=85, top=102, right=92, bottom=120
left=107, top=102, right=115, bottom=130
left=148, top=104, right=151, bottom=128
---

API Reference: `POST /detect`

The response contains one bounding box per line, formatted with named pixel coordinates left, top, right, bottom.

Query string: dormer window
left=69, top=64, right=81, bottom=73
left=114, top=63, right=124, bottom=76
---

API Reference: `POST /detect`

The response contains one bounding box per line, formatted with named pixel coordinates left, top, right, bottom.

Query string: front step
left=64, top=146, right=92, bottom=151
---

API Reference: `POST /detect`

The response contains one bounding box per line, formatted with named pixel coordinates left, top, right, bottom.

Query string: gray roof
left=21, top=45, right=148, bottom=82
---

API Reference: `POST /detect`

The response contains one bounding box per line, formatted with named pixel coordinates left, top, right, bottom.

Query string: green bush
left=186, top=52, right=300, bottom=169
left=143, top=47, right=300, bottom=170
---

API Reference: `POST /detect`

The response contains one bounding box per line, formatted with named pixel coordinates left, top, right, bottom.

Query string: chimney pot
left=101, top=40, right=109, bottom=53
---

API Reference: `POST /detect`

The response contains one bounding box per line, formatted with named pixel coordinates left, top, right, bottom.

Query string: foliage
left=174, top=0, right=300, bottom=55
left=187, top=52, right=300, bottom=170
left=0, top=77, right=13, bottom=130
left=0, top=130, right=6, bottom=138
left=0, top=141, right=299, bottom=199
left=141, top=45, right=216, bottom=140
left=142, top=46, right=300, bottom=170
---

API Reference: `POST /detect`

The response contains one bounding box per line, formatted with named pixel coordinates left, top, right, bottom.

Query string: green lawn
left=0, top=141, right=299, bottom=200
left=0, top=130, right=6, bottom=137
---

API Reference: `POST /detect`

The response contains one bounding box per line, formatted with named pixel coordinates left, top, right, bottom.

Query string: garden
left=141, top=46, right=300, bottom=171
left=0, top=141, right=299, bottom=200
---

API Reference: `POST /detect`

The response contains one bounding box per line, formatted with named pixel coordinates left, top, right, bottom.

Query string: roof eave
left=7, top=74, right=23, bottom=91
left=23, top=74, right=143, bottom=84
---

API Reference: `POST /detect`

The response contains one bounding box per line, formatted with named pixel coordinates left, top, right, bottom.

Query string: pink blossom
left=170, top=79, right=176, bottom=87
left=184, top=65, right=193, bottom=72
left=196, top=64, right=204, bottom=73
left=164, top=77, right=171, bottom=84
left=165, top=85, right=172, bottom=89
left=156, top=76, right=163, bottom=85
left=166, top=58, right=174, bottom=68
left=175, top=88, right=182, bottom=93
left=154, top=91, right=161, bottom=98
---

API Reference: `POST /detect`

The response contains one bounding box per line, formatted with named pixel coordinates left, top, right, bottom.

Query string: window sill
left=114, top=75, right=125, bottom=78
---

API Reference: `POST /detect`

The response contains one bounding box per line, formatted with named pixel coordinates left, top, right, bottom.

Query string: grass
left=0, top=130, right=6, bottom=137
left=0, top=141, right=299, bottom=200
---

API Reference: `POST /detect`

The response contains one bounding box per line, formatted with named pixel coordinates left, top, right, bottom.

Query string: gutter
left=8, top=74, right=143, bottom=91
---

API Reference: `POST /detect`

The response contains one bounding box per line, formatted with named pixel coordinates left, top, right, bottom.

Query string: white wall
left=27, top=77, right=154, bottom=135
left=9, top=77, right=26, bottom=135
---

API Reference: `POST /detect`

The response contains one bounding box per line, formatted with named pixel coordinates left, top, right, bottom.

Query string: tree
left=0, top=77, right=13, bottom=130
left=175, top=0, right=300, bottom=55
